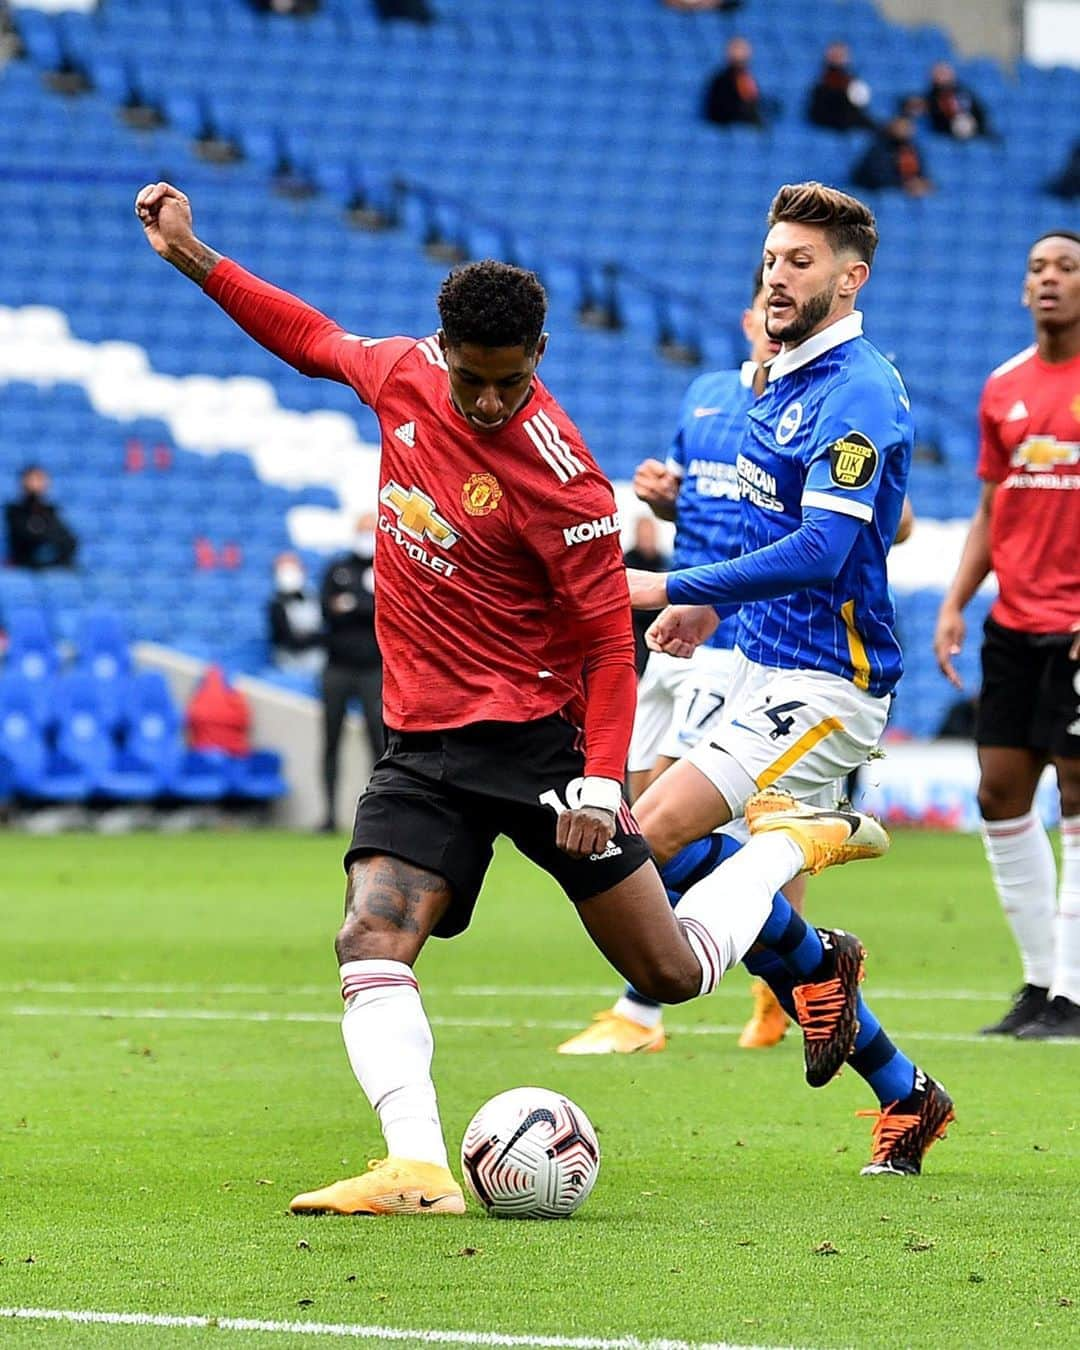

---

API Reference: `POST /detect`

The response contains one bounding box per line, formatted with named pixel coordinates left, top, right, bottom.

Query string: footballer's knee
left=977, top=777, right=1034, bottom=821
left=334, top=854, right=449, bottom=965
left=1055, top=764, right=1080, bottom=819
left=629, top=958, right=700, bottom=1005
left=635, top=802, right=691, bottom=866
left=334, top=910, right=416, bottom=965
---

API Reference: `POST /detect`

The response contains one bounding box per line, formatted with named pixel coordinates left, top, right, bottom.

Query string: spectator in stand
left=268, top=551, right=326, bottom=676
left=4, top=465, right=78, bottom=570
left=924, top=61, right=993, bottom=141
left=664, top=1, right=744, bottom=11
left=250, top=0, right=320, bottom=14
left=1046, top=139, right=1080, bottom=200
left=806, top=42, right=875, bottom=132
left=371, top=0, right=435, bottom=21
left=852, top=115, right=933, bottom=198
left=622, top=514, right=670, bottom=677
left=320, top=512, right=385, bottom=832
left=703, top=37, right=768, bottom=128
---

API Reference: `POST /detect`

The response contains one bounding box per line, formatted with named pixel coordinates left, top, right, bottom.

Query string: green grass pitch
left=2, top=829, right=1078, bottom=1349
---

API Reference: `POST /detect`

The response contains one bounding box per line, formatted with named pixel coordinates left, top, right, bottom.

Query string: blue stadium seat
left=75, top=609, right=132, bottom=683
left=3, top=0, right=1078, bottom=748
left=5, top=608, right=59, bottom=684
left=227, top=748, right=287, bottom=801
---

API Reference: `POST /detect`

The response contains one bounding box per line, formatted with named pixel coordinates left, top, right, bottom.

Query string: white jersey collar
left=739, top=360, right=758, bottom=389
left=766, top=311, right=864, bottom=383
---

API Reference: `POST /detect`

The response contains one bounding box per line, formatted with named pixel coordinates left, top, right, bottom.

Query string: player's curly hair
left=437, top=260, right=548, bottom=352
left=768, top=182, right=879, bottom=265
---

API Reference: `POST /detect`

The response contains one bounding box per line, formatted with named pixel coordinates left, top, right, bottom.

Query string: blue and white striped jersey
left=667, top=363, right=755, bottom=649
left=735, top=313, right=912, bottom=697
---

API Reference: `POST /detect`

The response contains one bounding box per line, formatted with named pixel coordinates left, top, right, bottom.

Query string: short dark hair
left=437, top=259, right=547, bottom=352
left=767, top=181, right=879, bottom=265
left=1030, top=229, right=1080, bottom=250
left=751, top=263, right=764, bottom=304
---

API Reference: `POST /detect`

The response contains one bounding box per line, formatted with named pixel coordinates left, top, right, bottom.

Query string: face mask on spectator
left=275, top=563, right=305, bottom=592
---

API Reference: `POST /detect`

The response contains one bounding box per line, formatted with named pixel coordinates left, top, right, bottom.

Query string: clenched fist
left=135, top=182, right=220, bottom=283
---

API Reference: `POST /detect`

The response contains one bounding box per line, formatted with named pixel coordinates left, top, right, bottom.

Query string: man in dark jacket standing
left=4, top=465, right=78, bottom=570
left=320, top=513, right=385, bottom=831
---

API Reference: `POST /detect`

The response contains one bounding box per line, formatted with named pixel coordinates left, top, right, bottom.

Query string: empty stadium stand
left=1, top=0, right=1076, bottom=741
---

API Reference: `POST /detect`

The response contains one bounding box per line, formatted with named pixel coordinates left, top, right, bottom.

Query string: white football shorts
left=685, top=650, right=891, bottom=815
left=628, top=646, right=738, bottom=773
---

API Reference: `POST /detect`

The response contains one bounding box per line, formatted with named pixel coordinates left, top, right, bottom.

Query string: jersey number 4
left=763, top=701, right=806, bottom=741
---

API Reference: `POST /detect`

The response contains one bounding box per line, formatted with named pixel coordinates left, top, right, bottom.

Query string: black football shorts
left=344, top=713, right=653, bottom=937
left=975, top=616, right=1080, bottom=758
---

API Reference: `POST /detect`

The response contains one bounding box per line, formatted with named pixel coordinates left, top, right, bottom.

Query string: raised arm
left=134, top=181, right=382, bottom=388
left=135, top=181, right=222, bottom=283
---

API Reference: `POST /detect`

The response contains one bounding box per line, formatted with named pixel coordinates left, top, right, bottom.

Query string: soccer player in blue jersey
left=559, top=271, right=804, bottom=1055
left=629, top=182, right=954, bottom=1176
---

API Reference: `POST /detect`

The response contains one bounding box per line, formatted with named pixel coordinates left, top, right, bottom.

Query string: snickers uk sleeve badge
left=827, top=431, right=879, bottom=489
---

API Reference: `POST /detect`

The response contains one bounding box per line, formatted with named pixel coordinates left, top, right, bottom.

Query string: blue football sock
left=622, top=834, right=743, bottom=1009
left=661, top=832, right=743, bottom=897
left=756, top=893, right=825, bottom=979
left=744, top=949, right=916, bottom=1106
left=741, top=948, right=797, bottom=1018
left=848, top=1005, right=917, bottom=1106
left=636, top=832, right=917, bottom=1105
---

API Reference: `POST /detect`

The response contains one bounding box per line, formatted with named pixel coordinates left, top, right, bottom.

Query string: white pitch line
left=0, top=1307, right=800, bottom=1350
left=3, top=1004, right=1052, bottom=1045
left=0, top=981, right=1006, bottom=1003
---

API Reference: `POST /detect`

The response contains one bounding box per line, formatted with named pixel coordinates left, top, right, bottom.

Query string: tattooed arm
left=134, top=180, right=394, bottom=387
left=135, top=182, right=221, bottom=283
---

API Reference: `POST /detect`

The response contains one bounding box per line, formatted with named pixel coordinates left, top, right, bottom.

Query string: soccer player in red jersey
left=136, top=181, right=890, bottom=1214
left=935, top=229, right=1080, bottom=1040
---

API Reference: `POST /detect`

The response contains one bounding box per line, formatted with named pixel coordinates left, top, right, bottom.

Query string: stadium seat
left=0, top=679, right=89, bottom=802
left=2, top=0, right=1076, bottom=749
left=75, top=609, right=132, bottom=683
left=5, top=607, right=59, bottom=684
left=226, top=748, right=287, bottom=802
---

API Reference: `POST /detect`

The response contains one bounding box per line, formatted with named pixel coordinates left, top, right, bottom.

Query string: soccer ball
left=460, top=1086, right=600, bottom=1219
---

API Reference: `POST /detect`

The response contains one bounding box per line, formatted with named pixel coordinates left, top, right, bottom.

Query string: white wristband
left=579, top=777, right=622, bottom=815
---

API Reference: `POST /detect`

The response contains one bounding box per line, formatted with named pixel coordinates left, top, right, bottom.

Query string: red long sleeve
left=203, top=257, right=354, bottom=384
left=577, top=605, right=638, bottom=783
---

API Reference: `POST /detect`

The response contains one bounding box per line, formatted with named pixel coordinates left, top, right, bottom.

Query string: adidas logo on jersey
left=1005, top=400, right=1029, bottom=422
left=563, top=513, right=620, bottom=546
left=394, top=422, right=416, bottom=447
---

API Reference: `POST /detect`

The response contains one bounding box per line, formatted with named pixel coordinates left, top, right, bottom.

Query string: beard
left=766, top=282, right=836, bottom=345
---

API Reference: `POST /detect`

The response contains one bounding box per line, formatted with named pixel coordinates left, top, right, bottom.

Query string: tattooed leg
left=303, top=854, right=462, bottom=1177
left=336, top=853, right=453, bottom=966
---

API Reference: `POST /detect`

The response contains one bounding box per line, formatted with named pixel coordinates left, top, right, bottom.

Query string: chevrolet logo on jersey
left=1010, top=436, right=1080, bottom=471
left=828, top=431, right=878, bottom=489
left=380, top=481, right=459, bottom=548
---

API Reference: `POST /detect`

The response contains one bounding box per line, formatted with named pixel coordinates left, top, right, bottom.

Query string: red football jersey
left=977, top=345, right=1080, bottom=633
left=204, top=260, right=636, bottom=778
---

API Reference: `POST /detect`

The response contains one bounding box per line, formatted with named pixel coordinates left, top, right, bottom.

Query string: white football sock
left=612, top=995, right=664, bottom=1028
left=339, top=959, right=448, bottom=1168
left=675, top=833, right=805, bottom=994
left=981, top=812, right=1056, bottom=989
left=1051, top=816, right=1080, bottom=1005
